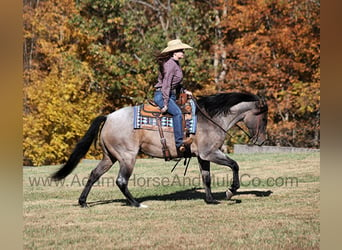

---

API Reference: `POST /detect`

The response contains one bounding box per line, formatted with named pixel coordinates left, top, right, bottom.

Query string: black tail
left=51, top=116, right=107, bottom=181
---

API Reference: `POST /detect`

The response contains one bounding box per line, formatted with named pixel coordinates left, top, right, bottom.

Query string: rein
left=235, top=123, right=252, bottom=139
left=191, top=97, right=229, bottom=134
left=172, top=95, right=262, bottom=175
left=191, top=97, right=251, bottom=139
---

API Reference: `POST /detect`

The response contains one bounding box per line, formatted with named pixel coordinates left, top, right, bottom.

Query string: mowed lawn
left=23, top=153, right=319, bottom=249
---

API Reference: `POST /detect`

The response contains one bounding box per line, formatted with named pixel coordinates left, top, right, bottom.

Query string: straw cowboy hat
left=161, top=39, right=193, bottom=53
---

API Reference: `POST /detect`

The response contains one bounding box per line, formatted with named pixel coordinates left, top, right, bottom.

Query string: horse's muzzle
left=249, top=135, right=267, bottom=146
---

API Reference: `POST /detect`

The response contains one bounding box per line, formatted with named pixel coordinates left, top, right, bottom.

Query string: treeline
left=23, top=0, right=320, bottom=166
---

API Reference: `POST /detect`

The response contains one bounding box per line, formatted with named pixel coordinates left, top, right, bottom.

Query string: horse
left=51, top=92, right=268, bottom=208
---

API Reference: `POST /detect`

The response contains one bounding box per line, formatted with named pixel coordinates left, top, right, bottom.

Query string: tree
left=23, top=0, right=320, bottom=165
left=217, top=0, right=320, bottom=147
left=23, top=0, right=105, bottom=165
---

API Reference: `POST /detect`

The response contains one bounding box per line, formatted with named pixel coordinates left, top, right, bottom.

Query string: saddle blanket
left=133, top=99, right=197, bottom=134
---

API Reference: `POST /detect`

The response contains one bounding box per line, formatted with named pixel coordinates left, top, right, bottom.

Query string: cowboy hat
left=161, top=39, right=193, bottom=53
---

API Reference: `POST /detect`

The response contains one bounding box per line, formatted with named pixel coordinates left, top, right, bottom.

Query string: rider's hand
left=184, top=90, right=193, bottom=96
left=161, top=105, right=168, bottom=113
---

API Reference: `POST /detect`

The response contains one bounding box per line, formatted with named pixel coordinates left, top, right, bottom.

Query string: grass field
left=23, top=153, right=319, bottom=249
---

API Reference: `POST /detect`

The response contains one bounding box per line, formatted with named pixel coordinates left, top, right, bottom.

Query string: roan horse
left=51, top=92, right=268, bottom=208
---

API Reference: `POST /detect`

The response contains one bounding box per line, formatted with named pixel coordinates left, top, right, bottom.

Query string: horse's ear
left=254, top=97, right=268, bottom=115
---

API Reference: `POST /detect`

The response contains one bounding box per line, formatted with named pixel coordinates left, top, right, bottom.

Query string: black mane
left=196, top=92, right=260, bottom=117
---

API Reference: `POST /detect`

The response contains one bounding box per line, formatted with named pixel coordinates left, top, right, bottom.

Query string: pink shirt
left=154, top=58, right=183, bottom=107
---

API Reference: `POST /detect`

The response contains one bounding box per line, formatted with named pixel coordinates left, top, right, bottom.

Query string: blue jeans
left=154, top=91, right=183, bottom=147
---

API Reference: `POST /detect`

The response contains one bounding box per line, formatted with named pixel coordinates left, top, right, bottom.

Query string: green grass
left=23, top=153, right=320, bottom=249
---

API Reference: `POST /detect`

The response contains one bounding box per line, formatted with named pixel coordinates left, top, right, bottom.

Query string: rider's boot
left=177, top=137, right=192, bottom=156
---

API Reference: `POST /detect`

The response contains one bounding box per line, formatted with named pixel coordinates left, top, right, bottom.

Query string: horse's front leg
left=199, top=149, right=240, bottom=200
left=197, top=157, right=219, bottom=204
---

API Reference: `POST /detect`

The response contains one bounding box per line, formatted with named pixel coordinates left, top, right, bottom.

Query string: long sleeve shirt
left=154, top=58, right=183, bottom=107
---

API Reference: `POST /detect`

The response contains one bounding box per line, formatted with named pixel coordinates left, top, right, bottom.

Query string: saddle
left=141, top=93, right=193, bottom=161
left=141, top=101, right=172, bottom=118
left=141, top=94, right=192, bottom=118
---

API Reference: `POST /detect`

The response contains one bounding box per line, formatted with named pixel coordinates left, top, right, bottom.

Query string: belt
left=155, top=88, right=177, bottom=97
left=155, top=85, right=179, bottom=91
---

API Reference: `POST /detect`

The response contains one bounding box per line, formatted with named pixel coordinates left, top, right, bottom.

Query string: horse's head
left=243, top=99, right=268, bottom=146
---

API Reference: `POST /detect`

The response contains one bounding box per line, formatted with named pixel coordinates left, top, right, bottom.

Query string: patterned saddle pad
left=133, top=99, right=197, bottom=134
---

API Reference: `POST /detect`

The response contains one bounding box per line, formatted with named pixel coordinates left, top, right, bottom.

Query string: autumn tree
left=217, top=0, right=320, bottom=147
left=23, top=0, right=105, bottom=165
left=74, top=0, right=216, bottom=108
left=23, top=0, right=320, bottom=165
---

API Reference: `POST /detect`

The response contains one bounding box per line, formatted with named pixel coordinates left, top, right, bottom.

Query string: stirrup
left=177, top=143, right=192, bottom=158
left=178, top=145, right=186, bottom=153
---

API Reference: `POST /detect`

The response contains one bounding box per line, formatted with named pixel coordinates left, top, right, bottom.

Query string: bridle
left=249, top=100, right=268, bottom=144
left=235, top=123, right=252, bottom=140
left=192, top=97, right=267, bottom=143
left=173, top=97, right=266, bottom=174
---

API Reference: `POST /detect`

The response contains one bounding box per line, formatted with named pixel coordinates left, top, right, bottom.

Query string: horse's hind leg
left=116, top=156, right=144, bottom=208
left=78, top=155, right=115, bottom=207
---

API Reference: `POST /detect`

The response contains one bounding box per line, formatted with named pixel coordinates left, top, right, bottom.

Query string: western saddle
left=142, top=93, right=192, bottom=160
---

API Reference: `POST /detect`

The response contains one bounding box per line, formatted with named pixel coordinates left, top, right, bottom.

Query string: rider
left=153, top=39, right=193, bottom=154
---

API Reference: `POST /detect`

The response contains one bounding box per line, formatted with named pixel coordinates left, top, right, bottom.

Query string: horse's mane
left=196, top=92, right=260, bottom=117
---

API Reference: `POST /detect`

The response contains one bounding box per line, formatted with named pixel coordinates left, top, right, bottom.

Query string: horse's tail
left=51, top=115, right=107, bottom=181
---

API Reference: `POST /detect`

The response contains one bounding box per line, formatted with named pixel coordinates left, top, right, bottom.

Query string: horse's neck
left=220, top=102, right=257, bottom=130
left=219, top=112, right=246, bottom=131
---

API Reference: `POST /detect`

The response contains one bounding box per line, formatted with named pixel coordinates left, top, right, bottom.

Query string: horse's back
left=107, top=106, right=134, bottom=121
left=101, top=106, right=136, bottom=141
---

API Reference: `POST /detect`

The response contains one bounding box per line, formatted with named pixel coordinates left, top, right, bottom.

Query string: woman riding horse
left=51, top=91, right=268, bottom=208
left=153, top=39, right=193, bottom=155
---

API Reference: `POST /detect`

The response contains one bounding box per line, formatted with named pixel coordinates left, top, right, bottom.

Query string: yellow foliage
left=23, top=59, right=105, bottom=166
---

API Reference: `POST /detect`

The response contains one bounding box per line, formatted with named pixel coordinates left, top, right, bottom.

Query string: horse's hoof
left=79, top=201, right=88, bottom=208
left=226, top=189, right=234, bottom=200
left=139, top=203, right=148, bottom=208
left=205, top=199, right=220, bottom=205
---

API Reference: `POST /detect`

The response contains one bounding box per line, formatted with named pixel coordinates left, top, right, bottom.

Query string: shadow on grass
left=84, top=188, right=272, bottom=207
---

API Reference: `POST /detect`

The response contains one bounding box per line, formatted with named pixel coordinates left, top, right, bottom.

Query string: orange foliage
left=23, top=0, right=320, bottom=165
left=215, top=0, right=320, bottom=147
